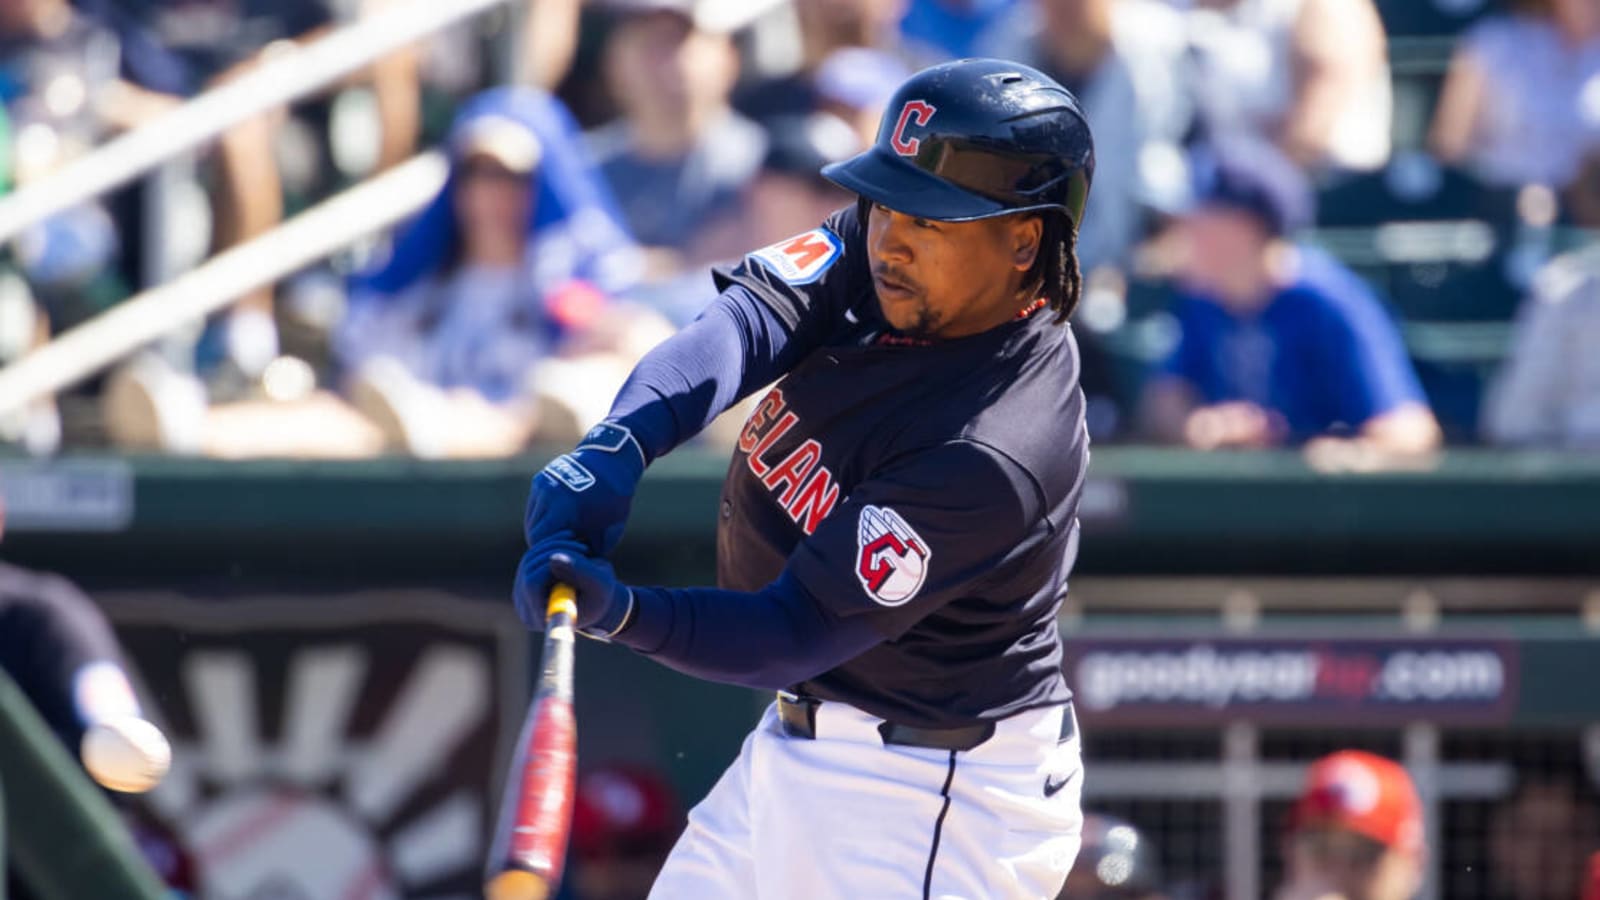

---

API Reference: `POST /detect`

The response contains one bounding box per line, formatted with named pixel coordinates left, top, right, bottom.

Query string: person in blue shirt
left=899, top=0, right=1016, bottom=60
left=1141, top=144, right=1441, bottom=464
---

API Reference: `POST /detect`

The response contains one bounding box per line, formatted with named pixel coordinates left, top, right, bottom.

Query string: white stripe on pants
left=648, top=700, right=1084, bottom=900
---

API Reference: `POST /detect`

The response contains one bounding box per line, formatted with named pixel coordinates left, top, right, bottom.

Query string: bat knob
left=486, top=869, right=551, bottom=900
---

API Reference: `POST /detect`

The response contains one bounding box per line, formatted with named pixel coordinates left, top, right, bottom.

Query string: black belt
left=776, top=692, right=1076, bottom=752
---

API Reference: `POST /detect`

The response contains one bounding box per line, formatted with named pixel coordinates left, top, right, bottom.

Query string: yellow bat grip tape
left=547, top=584, right=578, bottom=621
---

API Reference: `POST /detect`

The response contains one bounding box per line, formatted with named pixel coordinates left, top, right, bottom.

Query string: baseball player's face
left=866, top=202, right=1043, bottom=339
left=1284, top=828, right=1421, bottom=900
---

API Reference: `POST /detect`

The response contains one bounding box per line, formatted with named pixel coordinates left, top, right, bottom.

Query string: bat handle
left=546, top=583, right=578, bottom=624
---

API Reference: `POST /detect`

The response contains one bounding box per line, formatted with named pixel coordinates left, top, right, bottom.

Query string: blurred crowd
left=551, top=746, right=1600, bottom=900
left=0, top=0, right=1598, bottom=462
left=1058, top=749, right=1600, bottom=900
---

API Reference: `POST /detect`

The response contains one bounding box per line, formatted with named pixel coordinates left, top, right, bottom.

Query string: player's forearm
left=607, top=285, right=799, bottom=462
left=614, top=572, right=883, bottom=691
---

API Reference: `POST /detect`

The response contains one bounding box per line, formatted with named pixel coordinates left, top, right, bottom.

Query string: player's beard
left=900, top=301, right=942, bottom=339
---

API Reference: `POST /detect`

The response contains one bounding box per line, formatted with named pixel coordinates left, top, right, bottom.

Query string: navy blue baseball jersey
left=710, top=204, right=1089, bottom=729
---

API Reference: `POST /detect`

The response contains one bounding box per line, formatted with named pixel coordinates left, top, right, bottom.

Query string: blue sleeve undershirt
left=606, top=285, right=807, bottom=464
left=613, top=571, right=884, bottom=692
left=595, top=284, right=866, bottom=686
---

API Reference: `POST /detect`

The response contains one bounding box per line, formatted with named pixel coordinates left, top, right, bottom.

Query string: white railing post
left=0, top=153, right=449, bottom=414
left=0, top=0, right=510, bottom=245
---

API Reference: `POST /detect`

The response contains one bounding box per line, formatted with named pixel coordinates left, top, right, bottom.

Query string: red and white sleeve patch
left=855, top=505, right=932, bottom=607
left=748, top=228, right=844, bottom=285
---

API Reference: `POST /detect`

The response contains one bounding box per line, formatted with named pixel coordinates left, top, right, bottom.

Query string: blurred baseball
left=81, top=716, right=171, bottom=793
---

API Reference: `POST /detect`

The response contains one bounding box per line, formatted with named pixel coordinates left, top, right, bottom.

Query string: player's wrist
left=579, top=587, right=636, bottom=643
left=606, top=585, right=671, bottom=654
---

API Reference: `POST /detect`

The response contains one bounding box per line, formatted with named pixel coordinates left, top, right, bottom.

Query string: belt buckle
left=776, top=691, right=820, bottom=740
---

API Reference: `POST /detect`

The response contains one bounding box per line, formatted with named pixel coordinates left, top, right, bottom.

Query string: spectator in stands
left=568, top=764, right=683, bottom=900
left=687, top=111, right=861, bottom=270
left=1482, top=245, right=1600, bottom=447
left=79, top=0, right=420, bottom=384
left=1058, top=812, right=1168, bottom=900
left=1140, top=143, right=1441, bottom=464
left=0, top=0, right=192, bottom=455
left=1487, top=774, right=1600, bottom=900
left=811, top=47, right=910, bottom=146
left=0, top=94, right=56, bottom=453
left=1179, top=0, right=1391, bottom=175
left=1430, top=0, right=1600, bottom=190
left=520, top=0, right=585, bottom=90
left=1274, top=751, right=1424, bottom=900
left=733, top=0, right=928, bottom=124
left=336, top=88, right=663, bottom=457
left=0, top=0, right=176, bottom=324
left=970, top=0, right=1166, bottom=273
left=587, top=0, right=764, bottom=269
left=1586, top=850, right=1600, bottom=900
left=900, top=0, right=1017, bottom=59
left=103, top=88, right=663, bottom=458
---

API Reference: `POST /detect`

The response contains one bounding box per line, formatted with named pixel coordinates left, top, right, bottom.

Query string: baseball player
left=1275, top=751, right=1425, bottom=900
left=0, top=496, right=170, bottom=795
left=516, top=57, right=1094, bottom=898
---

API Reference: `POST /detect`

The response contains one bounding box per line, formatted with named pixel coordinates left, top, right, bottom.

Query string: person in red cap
left=1274, top=750, right=1425, bottom=900
left=568, top=764, right=683, bottom=900
left=1487, top=773, right=1600, bottom=900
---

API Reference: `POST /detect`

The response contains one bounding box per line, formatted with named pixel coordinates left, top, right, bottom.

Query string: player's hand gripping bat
left=485, top=584, right=579, bottom=900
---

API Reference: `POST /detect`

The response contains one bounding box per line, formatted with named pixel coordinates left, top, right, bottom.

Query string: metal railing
left=0, top=153, right=449, bottom=414
left=0, top=0, right=509, bottom=244
left=0, top=0, right=518, bottom=414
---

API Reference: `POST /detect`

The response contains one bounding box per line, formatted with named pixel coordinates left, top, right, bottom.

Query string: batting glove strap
left=575, top=421, right=648, bottom=470
left=579, top=588, right=636, bottom=643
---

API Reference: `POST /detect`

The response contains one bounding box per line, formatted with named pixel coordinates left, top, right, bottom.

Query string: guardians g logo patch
left=856, top=505, right=931, bottom=606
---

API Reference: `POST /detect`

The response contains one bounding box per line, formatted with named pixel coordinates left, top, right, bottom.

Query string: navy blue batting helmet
left=822, top=58, right=1095, bottom=226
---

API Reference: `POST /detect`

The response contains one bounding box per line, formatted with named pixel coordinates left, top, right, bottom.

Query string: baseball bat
left=485, top=584, right=580, bottom=900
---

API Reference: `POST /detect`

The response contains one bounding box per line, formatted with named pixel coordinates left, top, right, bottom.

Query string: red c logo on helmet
left=890, top=100, right=937, bottom=157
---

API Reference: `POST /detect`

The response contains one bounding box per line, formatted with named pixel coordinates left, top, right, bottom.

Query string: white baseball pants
left=647, top=700, right=1083, bottom=900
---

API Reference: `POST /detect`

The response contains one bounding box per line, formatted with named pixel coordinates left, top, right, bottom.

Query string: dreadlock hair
left=1022, top=209, right=1083, bottom=324
left=855, top=198, right=1084, bottom=323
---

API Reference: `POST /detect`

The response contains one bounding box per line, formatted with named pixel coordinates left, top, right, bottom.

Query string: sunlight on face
left=864, top=203, right=1041, bottom=339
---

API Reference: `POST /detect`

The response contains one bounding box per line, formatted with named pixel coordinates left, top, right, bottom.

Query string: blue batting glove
left=525, top=422, right=647, bottom=557
left=513, top=532, right=588, bottom=627
left=515, top=551, right=634, bottom=640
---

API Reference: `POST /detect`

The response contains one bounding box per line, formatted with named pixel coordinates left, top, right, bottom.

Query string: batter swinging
left=515, top=58, right=1096, bottom=899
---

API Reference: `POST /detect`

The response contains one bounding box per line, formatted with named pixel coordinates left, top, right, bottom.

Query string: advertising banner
left=1064, top=636, right=1519, bottom=726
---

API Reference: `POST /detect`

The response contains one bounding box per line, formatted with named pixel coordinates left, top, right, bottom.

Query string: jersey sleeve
left=711, top=205, right=868, bottom=340
left=785, top=440, right=1047, bottom=640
